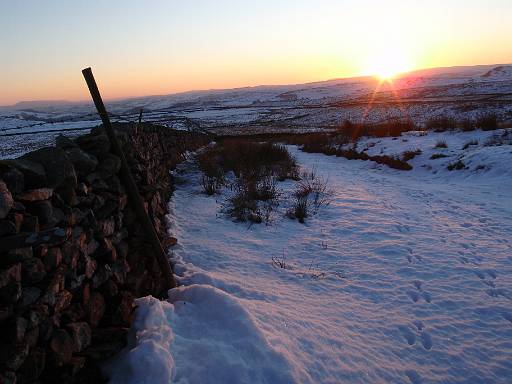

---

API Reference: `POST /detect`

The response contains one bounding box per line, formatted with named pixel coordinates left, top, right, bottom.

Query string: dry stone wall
left=0, top=123, right=209, bottom=383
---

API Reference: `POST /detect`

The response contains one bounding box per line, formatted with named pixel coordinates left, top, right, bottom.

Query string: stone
left=65, top=147, right=98, bottom=176
left=111, top=259, right=129, bottom=285
left=67, top=322, right=92, bottom=352
left=95, top=238, right=117, bottom=263
left=39, top=318, right=54, bottom=342
left=27, top=305, right=49, bottom=329
left=20, top=214, right=38, bottom=232
left=62, top=303, right=86, bottom=324
left=0, top=219, right=17, bottom=236
left=0, top=371, right=16, bottom=384
left=21, top=147, right=77, bottom=190
left=5, top=247, right=33, bottom=265
left=55, top=183, right=77, bottom=207
left=92, top=264, right=112, bottom=289
left=4, top=341, right=29, bottom=371
left=91, top=326, right=128, bottom=345
left=24, top=326, right=39, bottom=349
left=2, top=166, right=24, bottom=196
left=28, top=200, right=58, bottom=229
left=55, top=134, right=77, bottom=149
left=76, top=134, right=111, bottom=159
left=98, top=217, right=116, bottom=237
left=21, top=257, right=46, bottom=284
left=20, top=287, right=42, bottom=307
left=77, top=182, right=88, bottom=196
left=95, top=199, right=119, bottom=220
left=17, top=188, right=53, bottom=202
left=61, top=242, right=79, bottom=269
left=117, top=291, right=135, bottom=325
left=81, top=283, right=90, bottom=306
left=2, top=159, right=46, bottom=189
left=43, top=247, right=62, bottom=271
left=12, top=202, right=26, bottom=212
left=0, top=263, right=21, bottom=288
left=114, top=240, right=129, bottom=259
left=0, top=305, right=13, bottom=323
left=50, top=329, right=73, bottom=366
left=4, top=316, right=28, bottom=344
left=47, top=265, right=66, bottom=296
left=17, top=347, right=45, bottom=383
left=163, top=236, right=178, bottom=248
left=0, top=282, right=22, bottom=303
left=0, top=181, right=14, bottom=219
left=12, top=213, right=23, bottom=232
left=100, top=279, right=118, bottom=298
left=86, top=292, right=105, bottom=327
left=83, top=256, right=97, bottom=279
left=54, top=290, right=73, bottom=313
left=97, top=154, right=121, bottom=178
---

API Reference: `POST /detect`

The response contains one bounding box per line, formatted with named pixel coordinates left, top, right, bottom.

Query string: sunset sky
left=1, top=0, right=511, bottom=105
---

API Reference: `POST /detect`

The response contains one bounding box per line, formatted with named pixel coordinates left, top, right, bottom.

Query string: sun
left=365, top=47, right=412, bottom=81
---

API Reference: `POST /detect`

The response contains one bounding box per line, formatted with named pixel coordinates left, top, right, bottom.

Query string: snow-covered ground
left=108, top=130, right=512, bottom=384
left=1, top=64, right=512, bottom=158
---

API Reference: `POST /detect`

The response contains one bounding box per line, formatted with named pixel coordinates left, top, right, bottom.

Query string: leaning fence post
left=81, top=67, right=176, bottom=293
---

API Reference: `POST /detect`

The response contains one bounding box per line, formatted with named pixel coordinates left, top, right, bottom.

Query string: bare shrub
left=462, top=140, right=478, bottom=150
left=197, top=147, right=225, bottom=195
left=272, top=251, right=288, bottom=269
left=447, top=160, right=466, bottom=171
left=476, top=113, right=499, bottom=131
left=288, top=170, right=333, bottom=223
left=425, top=116, right=457, bottom=132
left=485, top=130, right=512, bottom=146
left=401, top=149, right=422, bottom=161
left=338, top=119, right=415, bottom=139
left=218, top=139, right=298, bottom=180
left=435, top=140, right=448, bottom=148
left=460, top=118, right=475, bottom=132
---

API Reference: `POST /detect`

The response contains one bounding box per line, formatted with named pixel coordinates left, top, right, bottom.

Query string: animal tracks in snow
left=398, top=323, right=433, bottom=350
left=406, top=281, right=432, bottom=304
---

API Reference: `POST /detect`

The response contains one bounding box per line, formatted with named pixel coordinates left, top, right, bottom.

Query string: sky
left=1, top=0, right=511, bottom=105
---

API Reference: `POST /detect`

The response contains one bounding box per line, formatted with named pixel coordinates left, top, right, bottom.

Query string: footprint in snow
left=487, top=270, right=497, bottom=279
left=474, top=270, right=486, bottom=279
left=420, top=332, right=433, bottom=350
left=405, top=370, right=422, bottom=384
left=407, top=291, right=420, bottom=303
left=486, top=288, right=510, bottom=299
left=407, top=282, right=432, bottom=303
left=399, top=326, right=416, bottom=346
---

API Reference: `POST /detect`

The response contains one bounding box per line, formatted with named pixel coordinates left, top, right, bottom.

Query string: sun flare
left=365, top=47, right=412, bottom=81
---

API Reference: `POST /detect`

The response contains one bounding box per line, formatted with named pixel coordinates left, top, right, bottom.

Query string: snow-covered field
left=1, top=64, right=512, bottom=159
left=108, top=129, right=512, bottom=383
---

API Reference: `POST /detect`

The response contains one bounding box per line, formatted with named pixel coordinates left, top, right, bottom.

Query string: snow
left=106, top=286, right=299, bottom=384
left=2, top=64, right=511, bottom=157
left=108, top=129, right=512, bottom=383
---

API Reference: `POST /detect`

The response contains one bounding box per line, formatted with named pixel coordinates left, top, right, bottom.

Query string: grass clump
left=425, top=116, right=457, bottom=132
left=476, top=113, right=499, bottom=131
left=288, top=169, right=333, bottom=223
left=401, top=149, right=422, bottom=162
left=198, top=139, right=298, bottom=223
left=435, top=140, right=448, bottom=149
left=447, top=160, right=466, bottom=171
left=462, top=140, right=478, bottom=150
left=430, top=153, right=449, bottom=160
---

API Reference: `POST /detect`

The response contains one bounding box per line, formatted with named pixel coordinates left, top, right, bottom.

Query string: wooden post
left=135, top=108, right=143, bottom=134
left=81, top=67, right=176, bottom=293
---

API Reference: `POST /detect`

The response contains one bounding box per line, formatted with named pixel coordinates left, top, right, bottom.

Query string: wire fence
left=0, top=109, right=208, bottom=138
